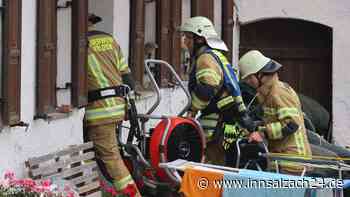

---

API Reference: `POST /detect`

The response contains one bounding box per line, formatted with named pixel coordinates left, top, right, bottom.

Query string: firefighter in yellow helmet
left=239, top=50, right=312, bottom=175
left=86, top=14, right=141, bottom=196
left=179, top=16, right=260, bottom=166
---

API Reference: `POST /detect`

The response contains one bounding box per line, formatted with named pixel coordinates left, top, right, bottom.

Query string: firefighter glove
left=222, top=123, right=240, bottom=150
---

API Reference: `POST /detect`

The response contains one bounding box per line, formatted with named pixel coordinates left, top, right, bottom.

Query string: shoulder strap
left=205, top=49, right=241, bottom=97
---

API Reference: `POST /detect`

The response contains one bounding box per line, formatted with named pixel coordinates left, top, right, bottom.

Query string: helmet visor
left=259, top=60, right=282, bottom=73
left=206, top=37, right=229, bottom=51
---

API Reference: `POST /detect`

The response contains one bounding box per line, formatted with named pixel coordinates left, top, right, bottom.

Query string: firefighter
left=238, top=50, right=312, bottom=175
left=86, top=14, right=141, bottom=196
left=179, top=16, right=260, bottom=166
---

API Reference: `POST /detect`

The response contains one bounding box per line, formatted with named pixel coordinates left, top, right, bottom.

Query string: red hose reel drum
left=149, top=117, right=206, bottom=181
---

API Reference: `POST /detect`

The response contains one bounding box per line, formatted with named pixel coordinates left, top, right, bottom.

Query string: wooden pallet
left=25, top=142, right=101, bottom=197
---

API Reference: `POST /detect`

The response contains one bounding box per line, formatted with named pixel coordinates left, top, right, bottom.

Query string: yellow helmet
left=180, top=16, right=228, bottom=51
left=239, top=50, right=281, bottom=79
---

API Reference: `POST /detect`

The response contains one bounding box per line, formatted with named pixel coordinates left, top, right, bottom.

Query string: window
left=36, top=0, right=88, bottom=119
left=2, top=0, right=22, bottom=126
left=129, top=0, right=184, bottom=88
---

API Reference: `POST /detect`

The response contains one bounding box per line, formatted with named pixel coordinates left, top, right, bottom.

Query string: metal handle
left=144, top=59, right=191, bottom=116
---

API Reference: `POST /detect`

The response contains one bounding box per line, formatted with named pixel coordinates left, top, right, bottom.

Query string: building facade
left=0, top=0, right=349, bottom=177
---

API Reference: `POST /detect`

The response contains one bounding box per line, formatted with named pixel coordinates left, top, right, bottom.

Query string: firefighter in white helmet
left=239, top=50, right=312, bottom=175
left=179, top=16, right=261, bottom=166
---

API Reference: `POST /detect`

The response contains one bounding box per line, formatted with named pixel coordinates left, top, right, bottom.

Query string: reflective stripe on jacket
left=188, top=46, right=244, bottom=114
left=188, top=46, right=223, bottom=113
left=86, top=30, right=130, bottom=126
left=257, top=75, right=312, bottom=173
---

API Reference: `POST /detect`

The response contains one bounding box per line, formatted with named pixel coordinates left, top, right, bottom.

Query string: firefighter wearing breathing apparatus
left=239, top=50, right=312, bottom=175
left=180, top=16, right=260, bottom=166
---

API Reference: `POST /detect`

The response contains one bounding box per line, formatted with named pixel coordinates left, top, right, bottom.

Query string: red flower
left=99, top=180, right=106, bottom=188
left=66, top=191, right=75, bottom=197
left=4, top=170, right=15, bottom=180
left=23, top=178, right=36, bottom=188
left=106, top=186, right=114, bottom=194
left=41, top=179, right=51, bottom=187
left=110, top=189, right=117, bottom=196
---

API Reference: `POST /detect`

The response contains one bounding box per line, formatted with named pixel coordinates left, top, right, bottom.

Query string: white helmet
left=239, top=50, right=282, bottom=79
left=180, top=16, right=228, bottom=51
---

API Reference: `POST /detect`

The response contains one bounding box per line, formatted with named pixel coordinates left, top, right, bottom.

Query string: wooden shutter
left=155, top=0, right=182, bottom=85
left=36, top=0, right=57, bottom=116
left=71, top=0, right=88, bottom=108
left=191, top=0, right=214, bottom=21
left=2, top=0, right=22, bottom=125
left=222, top=0, right=234, bottom=61
left=170, top=0, right=182, bottom=77
left=156, top=0, right=172, bottom=86
left=129, top=0, right=145, bottom=87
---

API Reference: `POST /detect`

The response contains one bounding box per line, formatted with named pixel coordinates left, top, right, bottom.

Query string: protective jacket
left=257, top=75, right=312, bottom=174
left=86, top=30, right=141, bottom=196
left=189, top=46, right=255, bottom=135
left=86, top=30, right=130, bottom=126
left=188, top=46, right=244, bottom=113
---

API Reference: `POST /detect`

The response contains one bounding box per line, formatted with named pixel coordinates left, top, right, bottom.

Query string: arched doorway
left=240, top=18, right=332, bottom=116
